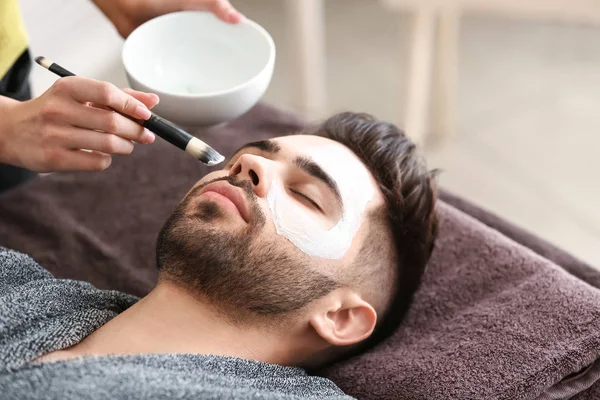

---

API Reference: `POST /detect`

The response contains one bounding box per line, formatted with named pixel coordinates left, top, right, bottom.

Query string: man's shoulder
left=0, top=247, right=139, bottom=370
left=0, top=247, right=54, bottom=292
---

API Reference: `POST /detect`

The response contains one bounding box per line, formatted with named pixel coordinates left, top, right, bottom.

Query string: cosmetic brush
left=35, top=56, right=224, bottom=166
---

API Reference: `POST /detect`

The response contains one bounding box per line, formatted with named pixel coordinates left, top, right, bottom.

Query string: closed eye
left=290, top=189, right=323, bottom=212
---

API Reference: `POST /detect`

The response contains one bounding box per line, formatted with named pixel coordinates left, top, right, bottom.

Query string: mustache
left=186, top=175, right=266, bottom=226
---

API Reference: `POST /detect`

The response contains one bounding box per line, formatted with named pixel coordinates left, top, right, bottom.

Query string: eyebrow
left=231, top=140, right=281, bottom=158
left=293, top=156, right=343, bottom=208
left=230, top=141, right=343, bottom=209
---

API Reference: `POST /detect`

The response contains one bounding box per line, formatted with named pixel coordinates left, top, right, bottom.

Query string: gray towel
left=0, top=248, right=352, bottom=399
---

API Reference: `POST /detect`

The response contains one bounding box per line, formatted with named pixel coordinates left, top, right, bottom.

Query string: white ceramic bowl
left=122, top=12, right=275, bottom=126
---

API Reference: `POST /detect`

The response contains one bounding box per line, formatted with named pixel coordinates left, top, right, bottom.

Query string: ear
left=309, top=290, right=377, bottom=347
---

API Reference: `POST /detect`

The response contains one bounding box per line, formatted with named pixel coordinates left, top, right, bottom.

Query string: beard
left=156, top=176, right=338, bottom=319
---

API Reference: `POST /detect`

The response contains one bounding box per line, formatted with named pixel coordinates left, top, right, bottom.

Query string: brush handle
left=49, top=63, right=75, bottom=78
left=35, top=57, right=222, bottom=164
left=142, top=115, right=193, bottom=151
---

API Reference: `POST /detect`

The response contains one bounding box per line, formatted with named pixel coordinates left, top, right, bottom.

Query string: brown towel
left=1, top=103, right=599, bottom=399
left=440, top=190, right=600, bottom=290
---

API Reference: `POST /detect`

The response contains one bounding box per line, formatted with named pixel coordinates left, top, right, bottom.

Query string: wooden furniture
left=284, top=0, right=327, bottom=119
left=286, top=0, right=600, bottom=144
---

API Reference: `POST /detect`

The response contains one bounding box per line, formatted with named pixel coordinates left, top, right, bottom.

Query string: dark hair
left=312, top=112, right=439, bottom=360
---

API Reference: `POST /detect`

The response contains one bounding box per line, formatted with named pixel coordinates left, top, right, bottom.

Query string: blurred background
left=20, top=0, right=600, bottom=266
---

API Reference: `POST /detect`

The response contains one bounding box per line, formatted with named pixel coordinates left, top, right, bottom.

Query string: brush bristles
left=204, top=148, right=226, bottom=166
left=35, top=56, right=52, bottom=69
left=185, top=137, right=225, bottom=166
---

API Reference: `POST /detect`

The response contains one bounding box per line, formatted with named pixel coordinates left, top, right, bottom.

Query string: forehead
left=274, top=134, right=365, bottom=173
left=275, top=134, right=355, bottom=159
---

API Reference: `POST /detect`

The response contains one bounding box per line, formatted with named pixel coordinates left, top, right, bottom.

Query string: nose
left=228, top=154, right=274, bottom=198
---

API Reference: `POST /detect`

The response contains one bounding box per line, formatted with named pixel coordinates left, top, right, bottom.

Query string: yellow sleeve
left=0, top=0, right=29, bottom=79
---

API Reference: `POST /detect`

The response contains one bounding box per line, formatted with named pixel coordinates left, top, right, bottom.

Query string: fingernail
left=102, top=156, right=112, bottom=170
left=135, top=105, right=151, bottom=120
left=153, top=94, right=160, bottom=104
left=143, top=130, right=155, bottom=144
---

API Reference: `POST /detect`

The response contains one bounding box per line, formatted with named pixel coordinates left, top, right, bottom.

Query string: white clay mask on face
left=267, top=145, right=375, bottom=260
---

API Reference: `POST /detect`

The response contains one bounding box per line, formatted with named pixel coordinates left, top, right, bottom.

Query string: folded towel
left=440, top=190, right=600, bottom=290
left=322, top=202, right=600, bottom=399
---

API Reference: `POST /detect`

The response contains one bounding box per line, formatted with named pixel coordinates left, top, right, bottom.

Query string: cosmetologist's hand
left=93, top=0, right=244, bottom=38
left=0, top=76, right=159, bottom=172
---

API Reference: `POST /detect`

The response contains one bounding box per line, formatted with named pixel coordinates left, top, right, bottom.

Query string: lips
left=199, top=181, right=250, bottom=222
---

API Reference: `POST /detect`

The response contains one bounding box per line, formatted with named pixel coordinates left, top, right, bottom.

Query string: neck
left=71, top=282, right=308, bottom=366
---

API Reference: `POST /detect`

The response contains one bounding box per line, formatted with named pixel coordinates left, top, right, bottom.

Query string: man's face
left=156, top=135, right=384, bottom=318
